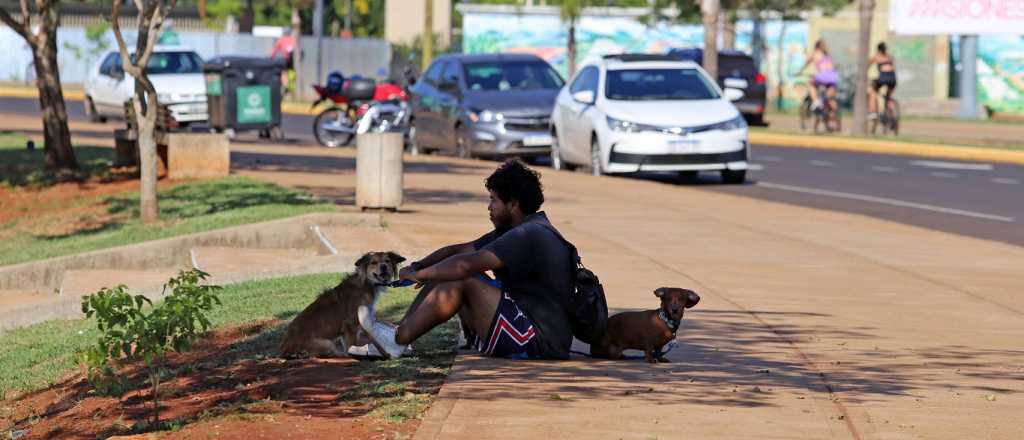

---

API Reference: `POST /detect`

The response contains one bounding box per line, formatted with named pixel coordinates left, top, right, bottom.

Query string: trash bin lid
left=204, top=56, right=285, bottom=73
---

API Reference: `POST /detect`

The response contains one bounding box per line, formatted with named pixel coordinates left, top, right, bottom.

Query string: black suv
left=668, top=48, right=767, bottom=126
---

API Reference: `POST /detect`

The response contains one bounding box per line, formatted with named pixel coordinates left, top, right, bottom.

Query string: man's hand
left=399, top=266, right=424, bottom=287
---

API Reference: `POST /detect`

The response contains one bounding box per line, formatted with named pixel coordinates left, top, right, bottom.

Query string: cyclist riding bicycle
left=868, top=42, right=897, bottom=119
left=799, top=40, right=840, bottom=112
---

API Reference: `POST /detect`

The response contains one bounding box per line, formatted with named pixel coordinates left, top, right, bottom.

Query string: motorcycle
left=311, top=73, right=409, bottom=148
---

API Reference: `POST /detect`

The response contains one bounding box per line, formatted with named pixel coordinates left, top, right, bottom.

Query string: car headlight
left=469, top=109, right=503, bottom=123
left=708, top=115, right=747, bottom=131
left=606, top=116, right=662, bottom=133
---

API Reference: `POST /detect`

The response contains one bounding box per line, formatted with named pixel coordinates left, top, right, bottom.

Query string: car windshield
left=146, top=51, right=204, bottom=75
left=605, top=68, right=720, bottom=101
left=463, top=61, right=564, bottom=91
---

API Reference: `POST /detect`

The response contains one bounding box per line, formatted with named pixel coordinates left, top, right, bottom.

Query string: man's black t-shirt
left=473, top=212, right=573, bottom=359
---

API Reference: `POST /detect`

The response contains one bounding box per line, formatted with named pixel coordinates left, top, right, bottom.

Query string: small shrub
left=80, top=269, right=222, bottom=424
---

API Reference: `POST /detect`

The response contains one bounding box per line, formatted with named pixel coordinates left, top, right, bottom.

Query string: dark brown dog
left=591, top=287, right=700, bottom=363
left=279, top=251, right=405, bottom=358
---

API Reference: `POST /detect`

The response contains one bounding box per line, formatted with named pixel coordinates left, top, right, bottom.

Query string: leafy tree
left=0, top=0, right=80, bottom=177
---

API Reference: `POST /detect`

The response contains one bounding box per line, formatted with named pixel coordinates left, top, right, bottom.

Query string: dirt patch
left=1, top=320, right=437, bottom=440
left=0, top=179, right=140, bottom=225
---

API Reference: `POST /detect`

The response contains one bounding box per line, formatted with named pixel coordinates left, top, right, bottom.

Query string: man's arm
left=412, top=242, right=475, bottom=270
left=411, top=250, right=504, bottom=283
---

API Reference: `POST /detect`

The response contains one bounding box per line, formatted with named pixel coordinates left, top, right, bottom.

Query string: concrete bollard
left=356, top=132, right=404, bottom=210
left=166, top=133, right=230, bottom=179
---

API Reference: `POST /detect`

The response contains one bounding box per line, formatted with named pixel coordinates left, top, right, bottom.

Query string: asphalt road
left=2, top=96, right=1021, bottom=246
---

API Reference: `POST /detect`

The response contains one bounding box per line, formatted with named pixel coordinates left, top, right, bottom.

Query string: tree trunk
left=852, top=0, right=874, bottom=135
left=31, top=29, right=79, bottom=174
left=722, top=12, right=736, bottom=51
left=135, top=95, right=160, bottom=223
left=198, top=0, right=207, bottom=22
left=422, top=0, right=434, bottom=72
left=291, top=7, right=303, bottom=100
left=776, top=19, right=787, bottom=110
left=701, top=0, right=719, bottom=80
left=567, top=16, right=577, bottom=79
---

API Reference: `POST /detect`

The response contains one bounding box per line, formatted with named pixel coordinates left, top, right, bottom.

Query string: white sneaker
left=347, top=343, right=413, bottom=360
left=357, top=305, right=408, bottom=359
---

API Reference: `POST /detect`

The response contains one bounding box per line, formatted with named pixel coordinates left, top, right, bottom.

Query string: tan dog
left=591, top=287, right=700, bottom=363
left=279, top=251, right=405, bottom=358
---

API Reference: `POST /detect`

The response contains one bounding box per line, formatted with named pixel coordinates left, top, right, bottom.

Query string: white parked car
left=84, top=46, right=208, bottom=126
left=550, top=54, right=750, bottom=183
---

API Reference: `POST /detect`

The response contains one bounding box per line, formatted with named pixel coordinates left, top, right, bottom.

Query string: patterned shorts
left=478, top=292, right=543, bottom=360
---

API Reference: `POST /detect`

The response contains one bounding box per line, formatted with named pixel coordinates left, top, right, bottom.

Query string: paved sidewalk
left=763, top=112, right=1024, bottom=149
left=232, top=144, right=1024, bottom=440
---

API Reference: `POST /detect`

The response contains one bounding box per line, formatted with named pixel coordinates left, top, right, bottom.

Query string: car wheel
left=455, top=125, right=471, bottom=159
left=85, top=97, right=106, bottom=123
left=590, top=136, right=604, bottom=177
left=721, top=169, right=746, bottom=184
left=550, top=130, right=575, bottom=171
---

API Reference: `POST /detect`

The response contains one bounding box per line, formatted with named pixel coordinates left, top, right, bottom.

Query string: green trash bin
left=203, top=57, right=284, bottom=139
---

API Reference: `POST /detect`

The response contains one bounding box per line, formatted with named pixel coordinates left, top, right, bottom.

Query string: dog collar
left=658, top=310, right=680, bottom=334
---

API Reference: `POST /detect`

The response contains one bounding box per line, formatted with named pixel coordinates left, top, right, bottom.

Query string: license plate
left=724, top=78, right=748, bottom=89
left=668, top=139, right=699, bottom=153
left=522, top=135, right=553, bottom=147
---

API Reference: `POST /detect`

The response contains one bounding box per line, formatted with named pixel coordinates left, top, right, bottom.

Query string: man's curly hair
left=485, top=159, right=544, bottom=215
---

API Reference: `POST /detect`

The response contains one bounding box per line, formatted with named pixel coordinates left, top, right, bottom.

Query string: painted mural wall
left=462, top=12, right=811, bottom=108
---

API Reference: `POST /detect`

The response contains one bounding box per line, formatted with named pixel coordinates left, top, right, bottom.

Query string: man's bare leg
left=395, top=277, right=500, bottom=346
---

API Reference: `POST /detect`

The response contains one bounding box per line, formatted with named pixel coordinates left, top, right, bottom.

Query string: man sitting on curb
left=355, top=159, right=574, bottom=360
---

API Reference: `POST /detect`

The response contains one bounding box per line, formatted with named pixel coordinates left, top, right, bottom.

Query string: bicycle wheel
left=888, top=99, right=900, bottom=136
left=799, top=97, right=812, bottom=131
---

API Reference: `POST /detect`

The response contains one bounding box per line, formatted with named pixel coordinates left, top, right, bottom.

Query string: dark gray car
left=408, top=54, right=565, bottom=158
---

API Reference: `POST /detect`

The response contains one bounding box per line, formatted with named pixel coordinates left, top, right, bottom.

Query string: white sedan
left=84, top=46, right=208, bottom=126
left=551, top=54, right=749, bottom=183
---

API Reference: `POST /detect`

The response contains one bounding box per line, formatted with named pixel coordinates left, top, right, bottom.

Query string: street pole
left=701, top=0, right=719, bottom=80
left=313, top=0, right=323, bottom=86
left=345, top=0, right=353, bottom=34
left=958, top=35, right=979, bottom=119
left=423, top=0, right=434, bottom=72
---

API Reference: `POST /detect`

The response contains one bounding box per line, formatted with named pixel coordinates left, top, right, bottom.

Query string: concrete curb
left=0, top=212, right=378, bottom=292
left=749, top=131, right=1024, bottom=165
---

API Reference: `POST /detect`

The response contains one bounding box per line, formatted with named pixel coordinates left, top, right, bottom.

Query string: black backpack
left=540, top=224, right=609, bottom=345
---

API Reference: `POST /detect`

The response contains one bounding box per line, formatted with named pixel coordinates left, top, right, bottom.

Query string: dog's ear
left=354, top=253, right=372, bottom=269
left=654, top=287, right=670, bottom=298
left=684, top=290, right=701, bottom=308
left=386, top=251, right=406, bottom=265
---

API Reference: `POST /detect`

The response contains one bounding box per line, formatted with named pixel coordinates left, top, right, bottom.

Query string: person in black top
left=869, top=42, right=898, bottom=118
left=356, top=159, right=574, bottom=360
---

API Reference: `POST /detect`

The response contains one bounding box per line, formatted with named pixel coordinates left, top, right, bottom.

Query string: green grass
left=0, top=132, right=114, bottom=187
left=0, top=272, right=457, bottom=407
left=0, top=176, right=336, bottom=266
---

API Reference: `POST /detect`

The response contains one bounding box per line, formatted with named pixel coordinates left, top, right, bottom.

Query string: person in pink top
left=270, top=29, right=297, bottom=95
left=799, top=40, right=840, bottom=111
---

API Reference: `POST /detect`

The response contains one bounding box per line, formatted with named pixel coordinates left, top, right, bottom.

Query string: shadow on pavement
left=439, top=307, right=1024, bottom=408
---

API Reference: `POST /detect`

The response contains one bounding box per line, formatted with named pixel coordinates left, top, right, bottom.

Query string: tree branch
left=0, top=2, right=28, bottom=40
left=108, top=0, right=139, bottom=78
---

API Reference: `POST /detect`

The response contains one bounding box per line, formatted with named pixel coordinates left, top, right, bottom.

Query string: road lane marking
left=809, top=160, right=835, bottom=167
left=758, top=156, right=784, bottom=162
left=930, top=171, right=958, bottom=179
left=748, top=164, right=765, bottom=171
left=910, top=160, right=993, bottom=171
left=991, top=177, right=1020, bottom=185
left=757, top=181, right=1016, bottom=223
left=871, top=166, right=898, bottom=173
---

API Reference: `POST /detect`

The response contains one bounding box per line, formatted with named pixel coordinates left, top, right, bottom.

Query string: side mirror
left=724, top=87, right=744, bottom=102
left=572, top=90, right=595, bottom=105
